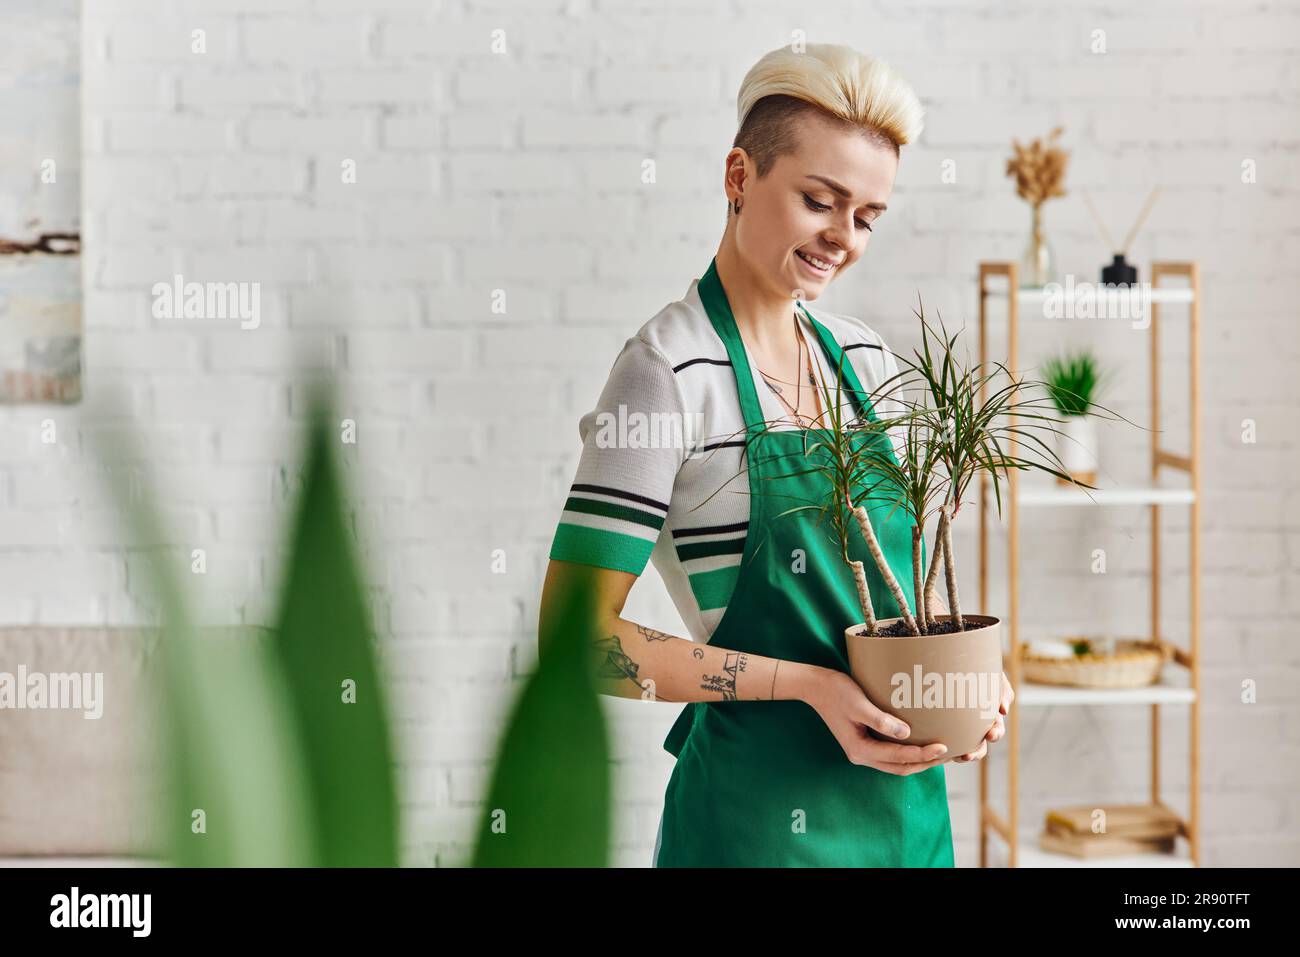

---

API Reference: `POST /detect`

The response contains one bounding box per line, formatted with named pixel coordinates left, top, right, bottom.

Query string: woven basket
left=1022, top=638, right=1171, bottom=689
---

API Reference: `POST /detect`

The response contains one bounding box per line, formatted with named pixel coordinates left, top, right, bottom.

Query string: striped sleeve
left=547, top=335, right=686, bottom=576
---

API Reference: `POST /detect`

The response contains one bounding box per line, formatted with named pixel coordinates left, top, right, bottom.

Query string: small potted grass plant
left=1041, top=349, right=1104, bottom=486
left=786, top=308, right=1106, bottom=754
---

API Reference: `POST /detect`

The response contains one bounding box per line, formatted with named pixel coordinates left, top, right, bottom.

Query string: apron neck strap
left=698, top=256, right=875, bottom=431
left=802, top=302, right=904, bottom=471
left=800, top=304, right=876, bottom=424
left=698, top=257, right=766, bottom=432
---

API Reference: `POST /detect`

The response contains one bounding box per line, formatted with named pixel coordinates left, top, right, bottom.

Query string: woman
left=538, top=43, right=1012, bottom=867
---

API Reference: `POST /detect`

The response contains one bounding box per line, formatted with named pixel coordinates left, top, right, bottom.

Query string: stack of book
left=1039, top=803, right=1182, bottom=859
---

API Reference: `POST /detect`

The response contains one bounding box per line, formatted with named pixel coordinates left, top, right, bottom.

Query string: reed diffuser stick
left=1081, top=190, right=1117, bottom=250
left=1121, top=187, right=1160, bottom=254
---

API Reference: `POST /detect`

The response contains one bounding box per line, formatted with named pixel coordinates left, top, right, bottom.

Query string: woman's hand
left=951, top=672, right=1014, bottom=763
left=801, top=667, right=949, bottom=775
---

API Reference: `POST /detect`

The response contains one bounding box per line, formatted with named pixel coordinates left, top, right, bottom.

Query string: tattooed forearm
left=592, top=635, right=642, bottom=688
left=701, top=652, right=748, bottom=700
left=589, top=630, right=683, bottom=701
left=586, top=621, right=785, bottom=705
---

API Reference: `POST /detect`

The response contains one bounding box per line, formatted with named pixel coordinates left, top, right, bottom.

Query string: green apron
left=654, top=257, right=954, bottom=867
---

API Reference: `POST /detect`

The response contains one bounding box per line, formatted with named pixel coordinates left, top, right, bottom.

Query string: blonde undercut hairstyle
left=733, top=43, right=924, bottom=178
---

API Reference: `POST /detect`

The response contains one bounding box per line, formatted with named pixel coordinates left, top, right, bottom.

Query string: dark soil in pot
left=855, top=618, right=978, bottom=638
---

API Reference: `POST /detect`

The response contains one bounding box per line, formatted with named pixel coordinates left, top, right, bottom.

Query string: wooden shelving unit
left=975, top=261, right=1201, bottom=868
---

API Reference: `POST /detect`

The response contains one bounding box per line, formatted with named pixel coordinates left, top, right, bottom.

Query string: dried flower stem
left=1006, top=126, right=1069, bottom=210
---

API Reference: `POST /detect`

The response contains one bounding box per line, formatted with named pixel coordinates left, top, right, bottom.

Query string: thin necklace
left=755, top=312, right=820, bottom=425
left=755, top=309, right=818, bottom=386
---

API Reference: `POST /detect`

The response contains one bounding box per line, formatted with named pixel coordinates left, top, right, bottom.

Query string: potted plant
left=790, top=308, right=1099, bottom=755
left=1041, top=349, right=1103, bottom=486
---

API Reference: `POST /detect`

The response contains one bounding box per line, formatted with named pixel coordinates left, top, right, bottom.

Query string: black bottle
left=1101, top=253, right=1138, bottom=286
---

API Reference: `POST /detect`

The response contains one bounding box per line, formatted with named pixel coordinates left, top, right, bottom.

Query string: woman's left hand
left=952, top=672, right=1014, bottom=763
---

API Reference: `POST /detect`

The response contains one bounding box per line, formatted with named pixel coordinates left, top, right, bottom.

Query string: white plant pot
left=1056, top=415, right=1098, bottom=484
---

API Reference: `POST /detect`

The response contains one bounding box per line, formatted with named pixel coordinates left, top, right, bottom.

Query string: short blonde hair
left=734, top=43, right=924, bottom=175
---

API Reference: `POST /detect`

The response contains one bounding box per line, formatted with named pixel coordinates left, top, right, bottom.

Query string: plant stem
left=846, top=493, right=920, bottom=636
left=922, top=506, right=948, bottom=624
left=911, top=526, right=926, bottom=636
left=942, top=507, right=964, bottom=631
left=848, top=559, right=878, bottom=635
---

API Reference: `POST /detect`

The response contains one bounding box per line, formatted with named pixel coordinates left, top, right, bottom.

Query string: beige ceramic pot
left=845, top=615, right=1003, bottom=758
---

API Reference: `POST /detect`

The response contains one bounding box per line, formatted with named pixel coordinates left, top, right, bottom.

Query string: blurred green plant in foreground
left=93, top=377, right=611, bottom=866
left=472, top=582, right=610, bottom=866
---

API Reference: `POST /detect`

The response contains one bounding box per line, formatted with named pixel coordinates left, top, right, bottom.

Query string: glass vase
left=1020, top=204, right=1057, bottom=288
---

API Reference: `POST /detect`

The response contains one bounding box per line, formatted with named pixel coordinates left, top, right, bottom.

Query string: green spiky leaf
left=269, top=382, right=400, bottom=866
left=473, top=581, right=610, bottom=866
left=1041, top=349, right=1102, bottom=416
left=88, top=408, right=317, bottom=867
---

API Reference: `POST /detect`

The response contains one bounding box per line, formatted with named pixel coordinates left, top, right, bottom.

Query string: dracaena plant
left=835, top=306, right=1135, bottom=636
left=705, top=304, right=1129, bottom=639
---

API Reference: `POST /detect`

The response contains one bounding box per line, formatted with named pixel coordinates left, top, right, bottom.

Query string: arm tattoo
left=592, top=635, right=641, bottom=688
left=636, top=623, right=671, bottom=642
left=701, top=652, right=747, bottom=700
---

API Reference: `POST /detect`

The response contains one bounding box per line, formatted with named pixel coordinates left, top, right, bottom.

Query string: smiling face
left=725, top=109, right=899, bottom=301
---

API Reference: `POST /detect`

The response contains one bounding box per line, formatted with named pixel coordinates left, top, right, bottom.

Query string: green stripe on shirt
left=688, top=564, right=741, bottom=612
left=549, top=523, right=656, bottom=576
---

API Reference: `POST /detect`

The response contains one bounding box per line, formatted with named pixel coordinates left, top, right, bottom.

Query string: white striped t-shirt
left=547, top=274, right=905, bottom=643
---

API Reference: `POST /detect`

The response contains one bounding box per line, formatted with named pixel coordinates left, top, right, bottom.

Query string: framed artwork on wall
left=0, top=1, right=82, bottom=403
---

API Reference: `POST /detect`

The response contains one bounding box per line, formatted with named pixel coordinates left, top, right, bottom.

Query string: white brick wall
left=1, top=0, right=1295, bottom=866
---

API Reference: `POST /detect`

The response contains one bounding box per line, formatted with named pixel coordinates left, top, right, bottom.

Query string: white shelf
left=1015, top=484, right=1195, bottom=507
left=1017, top=679, right=1195, bottom=707
left=978, top=261, right=1202, bottom=868
left=995, top=840, right=1193, bottom=868
left=986, top=286, right=1195, bottom=305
